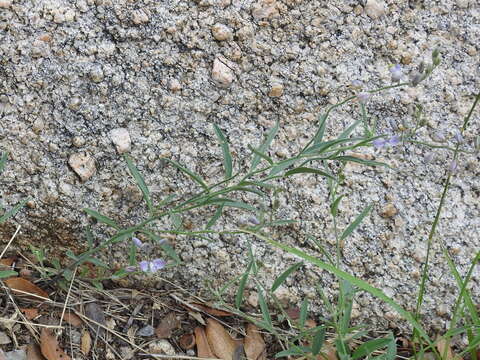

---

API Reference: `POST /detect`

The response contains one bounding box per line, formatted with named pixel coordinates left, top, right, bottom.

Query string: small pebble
left=211, top=58, right=234, bottom=88
left=169, top=79, right=182, bottom=92
left=109, top=128, right=131, bottom=154
left=89, top=65, right=104, bottom=83
left=0, top=0, right=12, bottom=8
left=132, top=10, right=149, bottom=24
left=0, top=331, right=11, bottom=345
left=380, top=203, right=397, bottom=218
left=268, top=82, right=284, bottom=97
left=149, top=340, right=176, bottom=356
left=72, top=136, right=85, bottom=147
left=137, top=325, right=155, bottom=337
left=3, top=349, right=26, bottom=360
left=68, top=153, right=96, bottom=181
left=211, top=23, right=233, bottom=41
left=365, top=0, right=385, bottom=19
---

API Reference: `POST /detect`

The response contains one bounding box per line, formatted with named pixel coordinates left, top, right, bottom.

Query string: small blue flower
left=390, top=64, right=403, bottom=82
left=372, top=138, right=387, bottom=148
left=373, top=135, right=401, bottom=149
left=449, top=160, right=458, bottom=173
left=125, top=266, right=137, bottom=273
left=248, top=216, right=260, bottom=225
left=139, top=259, right=166, bottom=273
left=132, top=237, right=144, bottom=248
left=357, top=92, right=371, bottom=104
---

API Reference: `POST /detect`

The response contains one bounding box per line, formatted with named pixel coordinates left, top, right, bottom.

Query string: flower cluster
left=372, top=135, right=401, bottom=149
left=125, top=237, right=166, bottom=273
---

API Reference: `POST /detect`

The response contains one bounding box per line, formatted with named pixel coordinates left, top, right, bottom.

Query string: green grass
left=2, top=49, right=480, bottom=359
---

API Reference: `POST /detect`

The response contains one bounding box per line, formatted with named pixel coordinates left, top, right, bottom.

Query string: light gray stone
left=109, top=128, right=131, bottom=154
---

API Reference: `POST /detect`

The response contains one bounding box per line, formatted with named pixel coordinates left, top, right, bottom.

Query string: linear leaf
left=164, top=158, right=209, bottom=191
left=267, top=237, right=432, bottom=345
left=304, top=138, right=360, bottom=155
left=238, top=180, right=276, bottom=190
left=340, top=204, right=372, bottom=241
left=330, top=195, right=345, bottom=217
left=83, top=209, right=119, bottom=229
left=125, top=155, right=153, bottom=214
left=0, top=270, right=18, bottom=279
left=235, top=261, right=252, bottom=309
left=352, top=338, right=391, bottom=360
left=311, top=326, right=326, bottom=356
left=335, top=338, right=350, bottom=360
left=313, top=113, right=328, bottom=145
left=339, top=120, right=362, bottom=139
left=213, top=124, right=233, bottom=179
left=299, top=298, right=309, bottom=328
left=275, top=346, right=311, bottom=358
left=248, top=145, right=274, bottom=165
left=206, top=198, right=257, bottom=212
left=257, top=285, right=272, bottom=330
left=333, top=155, right=390, bottom=168
left=269, top=158, right=298, bottom=176
left=0, top=152, right=7, bottom=174
left=206, top=204, right=224, bottom=229
left=284, top=167, right=336, bottom=180
left=271, top=262, right=303, bottom=292
left=251, top=121, right=279, bottom=171
left=0, top=198, right=29, bottom=224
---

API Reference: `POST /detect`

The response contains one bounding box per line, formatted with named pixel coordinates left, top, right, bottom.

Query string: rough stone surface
left=365, top=0, right=386, bottom=19
left=109, top=128, right=131, bottom=154
left=0, top=0, right=479, bottom=335
left=68, top=153, right=96, bottom=182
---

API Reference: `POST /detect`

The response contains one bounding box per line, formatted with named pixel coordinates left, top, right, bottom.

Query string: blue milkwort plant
left=41, top=48, right=479, bottom=358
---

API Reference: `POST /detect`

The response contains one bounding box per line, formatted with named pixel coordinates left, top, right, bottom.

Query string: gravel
left=0, top=0, right=479, bottom=334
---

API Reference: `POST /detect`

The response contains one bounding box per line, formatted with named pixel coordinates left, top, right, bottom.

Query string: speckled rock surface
left=1, top=0, right=479, bottom=334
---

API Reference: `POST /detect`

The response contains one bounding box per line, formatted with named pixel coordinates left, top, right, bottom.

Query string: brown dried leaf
left=179, top=333, right=196, bottom=350
left=155, top=312, right=180, bottom=339
left=185, top=302, right=233, bottom=317
left=5, top=277, right=49, bottom=300
left=436, top=338, right=462, bottom=360
left=26, top=343, right=45, bottom=360
left=0, top=258, right=15, bottom=266
left=81, top=329, right=92, bottom=356
left=285, top=307, right=300, bottom=320
left=206, top=318, right=236, bottom=360
left=40, top=328, right=71, bottom=360
left=195, top=327, right=214, bottom=358
left=63, top=312, right=83, bottom=327
left=244, top=324, right=266, bottom=360
left=189, top=311, right=206, bottom=325
left=305, top=319, right=317, bottom=329
left=20, top=308, right=39, bottom=320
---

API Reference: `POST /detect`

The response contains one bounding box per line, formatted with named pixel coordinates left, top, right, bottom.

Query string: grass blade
left=164, top=158, right=209, bottom=191
left=205, top=204, right=224, bottom=229
left=83, top=209, right=119, bottom=229
left=311, top=326, right=326, bottom=356
left=235, top=261, right=252, bottom=309
left=269, top=158, right=298, bottom=176
left=333, top=155, right=390, bottom=168
left=330, top=195, right=345, bottom=217
left=340, top=204, right=372, bottom=241
left=266, top=237, right=432, bottom=346
left=284, top=167, right=336, bottom=180
left=251, top=121, right=279, bottom=171
left=271, top=261, right=303, bottom=292
left=248, top=144, right=274, bottom=165
left=125, top=155, right=153, bottom=214
left=352, top=338, right=391, bottom=360
left=213, top=124, right=233, bottom=179
left=0, top=198, right=29, bottom=224
left=299, top=298, right=309, bottom=328
left=206, top=198, right=257, bottom=212
left=0, top=270, right=18, bottom=279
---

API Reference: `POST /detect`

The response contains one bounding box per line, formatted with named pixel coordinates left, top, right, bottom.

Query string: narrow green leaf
left=333, top=155, right=390, bottom=168
left=206, top=198, right=257, bottom=212
left=0, top=270, right=18, bottom=279
left=164, top=158, right=209, bottom=191
left=239, top=180, right=276, bottom=190
left=330, top=195, right=345, bottom=217
left=85, top=227, right=94, bottom=250
left=206, top=204, right=224, bottom=229
left=83, top=209, right=119, bottom=229
left=0, top=152, right=7, bottom=174
left=125, top=155, right=153, bottom=214
left=129, top=241, right=137, bottom=266
left=313, top=113, right=328, bottom=145
left=335, top=338, right=350, bottom=360
left=271, top=261, right=303, bottom=292
left=251, top=121, right=279, bottom=171
left=92, top=280, right=103, bottom=290
left=385, top=333, right=397, bottom=360
left=275, top=346, right=311, bottom=358
left=86, top=257, right=109, bottom=268
left=0, top=198, right=29, bottom=224
left=299, top=298, right=309, bottom=328
left=269, top=158, right=298, bottom=176
left=213, top=124, right=233, bottom=179
left=340, top=204, right=373, bottom=241
left=257, top=285, right=272, bottom=330
left=339, top=119, right=362, bottom=139
left=304, top=138, right=361, bottom=155
left=267, top=237, right=432, bottom=346
left=156, top=194, right=177, bottom=209
left=352, top=338, right=391, bottom=360
left=112, top=269, right=129, bottom=279
left=235, top=261, right=252, bottom=309
left=65, top=250, right=78, bottom=261
left=284, top=167, right=336, bottom=180
left=311, top=326, right=326, bottom=356
left=248, top=145, right=274, bottom=165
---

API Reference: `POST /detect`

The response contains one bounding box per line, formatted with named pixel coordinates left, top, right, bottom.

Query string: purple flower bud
left=125, top=266, right=137, bottom=273
left=139, top=259, right=166, bottom=273
left=373, top=138, right=387, bottom=149
left=132, top=237, right=144, bottom=248
left=424, top=153, right=435, bottom=163
left=387, top=135, right=400, bottom=146
left=454, top=130, right=464, bottom=144
left=139, top=260, right=149, bottom=272
left=357, top=92, right=371, bottom=104
left=248, top=216, right=260, bottom=225
left=390, top=64, right=403, bottom=82
left=449, top=160, right=458, bottom=173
